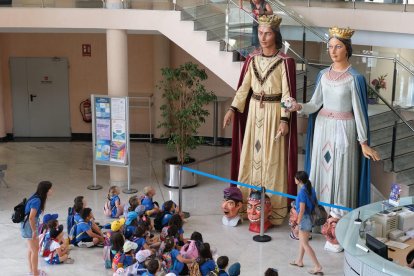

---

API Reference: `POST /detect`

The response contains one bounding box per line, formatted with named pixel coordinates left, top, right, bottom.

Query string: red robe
left=230, top=52, right=298, bottom=205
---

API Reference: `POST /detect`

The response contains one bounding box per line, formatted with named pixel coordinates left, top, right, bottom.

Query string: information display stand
left=89, top=94, right=137, bottom=194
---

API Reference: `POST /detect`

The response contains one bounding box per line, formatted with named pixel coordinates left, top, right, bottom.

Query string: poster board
left=93, top=95, right=129, bottom=165
left=90, top=94, right=136, bottom=193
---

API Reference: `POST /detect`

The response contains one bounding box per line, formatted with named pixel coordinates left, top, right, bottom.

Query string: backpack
left=180, top=240, right=199, bottom=259
left=39, top=235, right=52, bottom=257
left=112, top=252, right=126, bottom=271
left=104, top=200, right=115, bottom=217
left=67, top=207, right=75, bottom=234
left=123, top=225, right=136, bottom=240
left=153, top=211, right=165, bottom=231
left=161, top=251, right=173, bottom=272
left=103, top=245, right=112, bottom=269
left=68, top=221, right=88, bottom=245
left=189, top=262, right=202, bottom=276
left=12, top=198, right=28, bottom=223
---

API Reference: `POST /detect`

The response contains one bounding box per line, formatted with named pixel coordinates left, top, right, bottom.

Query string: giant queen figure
left=289, top=27, right=380, bottom=251
left=223, top=15, right=298, bottom=229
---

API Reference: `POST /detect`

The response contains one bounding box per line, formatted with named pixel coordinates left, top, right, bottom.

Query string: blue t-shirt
left=123, top=254, right=134, bottom=268
left=25, top=195, right=41, bottom=219
left=110, top=195, right=120, bottom=217
left=74, top=213, right=81, bottom=224
left=141, top=196, right=154, bottom=211
left=296, top=186, right=317, bottom=215
left=218, top=270, right=229, bottom=276
left=132, top=237, right=146, bottom=251
left=200, top=259, right=216, bottom=276
left=75, top=219, right=92, bottom=242
left=142, top=273, right=155, bottom=276
left=161, top=212, right=173, bottom=227
left=170, top=248, right=184, bottom=274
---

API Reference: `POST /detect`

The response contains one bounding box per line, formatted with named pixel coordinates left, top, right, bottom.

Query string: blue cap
left=135, top=205, right=146, bottom=216
left=228, top=262, right=241, bottom=276
left=126, top=211, right=138, bottom=225
left=43, top=213, right=58, bottom=224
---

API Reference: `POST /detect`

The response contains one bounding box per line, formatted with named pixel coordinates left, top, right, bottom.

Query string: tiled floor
left=0, top=142, right=344, bottom=275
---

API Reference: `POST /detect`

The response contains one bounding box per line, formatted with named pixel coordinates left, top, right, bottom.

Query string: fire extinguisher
left=80, top=99, right=92, bottom=123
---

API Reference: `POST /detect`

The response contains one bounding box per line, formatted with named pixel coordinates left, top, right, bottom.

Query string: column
left=153, top=35, right=170, bottom=138
left=107, top=29, right=128, bottom=186
left=0, top=43, right=6, bottom=139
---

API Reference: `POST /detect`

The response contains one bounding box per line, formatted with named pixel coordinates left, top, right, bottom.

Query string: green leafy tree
left=158, top=62, right=217, bottom=165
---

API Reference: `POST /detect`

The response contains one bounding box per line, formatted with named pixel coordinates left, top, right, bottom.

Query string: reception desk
left=336, top=197, right=414, bottom=276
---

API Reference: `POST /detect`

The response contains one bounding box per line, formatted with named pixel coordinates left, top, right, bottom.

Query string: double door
left=10, top=57, right=71, bottom=137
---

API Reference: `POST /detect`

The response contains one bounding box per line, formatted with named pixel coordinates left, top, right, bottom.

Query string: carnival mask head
left=247, top=190, right=272, bottom=233
left=222, top=186, right=243, bottom=219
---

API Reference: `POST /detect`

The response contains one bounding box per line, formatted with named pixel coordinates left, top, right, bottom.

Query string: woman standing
left=21, top=181, right=53, bottom=276
left=223, top=15, right=297, bottom=226
left=290, top=171, right=323, bottom=275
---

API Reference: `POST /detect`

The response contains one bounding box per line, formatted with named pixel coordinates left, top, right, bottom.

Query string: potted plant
left=157, top=62, right=217, bottom=188
left=368, top=74, right=387, bottom=104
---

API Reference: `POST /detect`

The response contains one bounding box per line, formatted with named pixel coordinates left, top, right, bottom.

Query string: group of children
left=37, top=185, right=242, bottom=276
left=102, top=186, right=241, bottom=276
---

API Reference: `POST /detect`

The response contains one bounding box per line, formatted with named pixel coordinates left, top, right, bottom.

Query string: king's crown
left=258, top=15, right=282, bottom=29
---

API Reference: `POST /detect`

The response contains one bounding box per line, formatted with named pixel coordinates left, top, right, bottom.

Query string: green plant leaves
left=157, top=62, right=217, bottom=164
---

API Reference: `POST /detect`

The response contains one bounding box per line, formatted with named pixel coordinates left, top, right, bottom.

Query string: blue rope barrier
left=181, top=166, right=353, bottom=212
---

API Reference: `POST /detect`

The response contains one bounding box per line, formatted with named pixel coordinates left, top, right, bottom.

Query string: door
left=10, top=57, right=71, bottom=137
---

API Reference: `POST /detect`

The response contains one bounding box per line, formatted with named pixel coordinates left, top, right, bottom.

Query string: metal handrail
left=267, top=0, right=327, bottom=43
left=372, top=88, right=414, bottom=133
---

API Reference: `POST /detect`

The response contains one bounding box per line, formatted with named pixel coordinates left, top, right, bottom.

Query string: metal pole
left=123, top=97, right=138, bottom=194
left=88, top=95, right=103, bottom=190
left=209, top=99, right=221, bottom=146
left=225, top=0, right=230, bottom=52
left=392, top=59, right=398, bottom=105
left=390, top=120, right=398, bottom=172
left=253, top=186, right=271, bottom=242
left=178, top=166, right=190, bottom=218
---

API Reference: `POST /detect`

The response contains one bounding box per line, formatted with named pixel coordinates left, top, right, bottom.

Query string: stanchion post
left=178, top=166, right=190, bottom=218
left=123, top=97, right=138, bottom=194
left=253, top=186, right=271, bottom=242
left=88, top=95, right=102, bottom=191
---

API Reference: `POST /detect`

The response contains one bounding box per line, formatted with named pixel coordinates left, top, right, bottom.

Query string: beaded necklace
left=328, top=64, right=352, bottom=81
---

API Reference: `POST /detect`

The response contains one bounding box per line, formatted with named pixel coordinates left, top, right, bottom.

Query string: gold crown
left=258, top=15, right=282, bottom=29
left=329, top=27, right=355, bottom=40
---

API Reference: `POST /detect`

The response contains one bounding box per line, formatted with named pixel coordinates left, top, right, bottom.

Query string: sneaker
left=96, top=242, right=104, bottom=248
left=77, top=241, right=95, bottom=248
left=63, top=258, right=75, bottom=264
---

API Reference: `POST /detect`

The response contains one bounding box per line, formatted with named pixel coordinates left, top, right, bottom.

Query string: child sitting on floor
left=44, top=225, right=74, bottom=265
left=141, top=186, right=160, bottom=217
left=217, top=256, right=229, bottom=276
left=39, top=217, right=59, bottom=258
left=105, top=186, right=124, bottom=218
left=161, top=237, right=194, bottom=275
left=75, top=208, right=105, bottom=247
left=154, top=200, right=176, bottom=231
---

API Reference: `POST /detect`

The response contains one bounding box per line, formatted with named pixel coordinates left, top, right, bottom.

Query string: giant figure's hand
left=361, top=144, right=380, bottom=161
left=223, top=109, right=234, bottom=128
left=278, top=122, right=289, bottom=136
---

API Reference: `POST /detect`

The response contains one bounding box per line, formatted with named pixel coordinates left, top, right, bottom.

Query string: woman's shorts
left=21, top=220, right=38, bottom=240
left=299, top=214, right=313, bottom=232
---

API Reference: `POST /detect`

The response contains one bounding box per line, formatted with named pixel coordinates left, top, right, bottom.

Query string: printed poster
left=96, top=119, right=111, bottom=140
left=95, top=140, right=111, bottom=161
left=110, top=141, right=127, bottom=163
left=95, top=97, right=110, bottom=119
left=111, top=98, right=126, bottom=120
left=112, top=119, right=126, bottom=142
